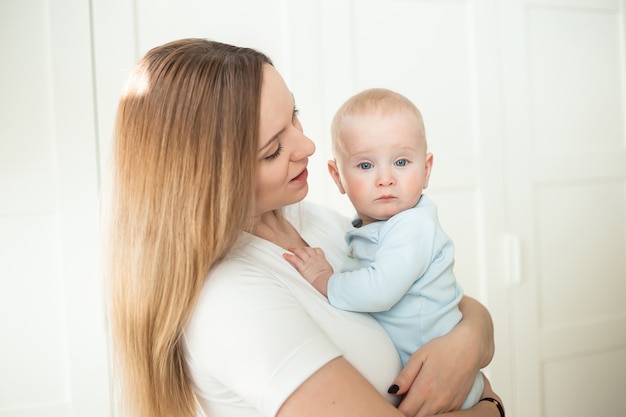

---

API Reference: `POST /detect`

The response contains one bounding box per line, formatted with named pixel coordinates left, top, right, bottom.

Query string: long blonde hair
left=106, top=38, right=272, bottom=417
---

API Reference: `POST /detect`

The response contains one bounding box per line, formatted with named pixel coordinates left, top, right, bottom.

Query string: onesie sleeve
left=183, top=259, right=343, bottom=417
left=328, top=208, right=439, bottom=312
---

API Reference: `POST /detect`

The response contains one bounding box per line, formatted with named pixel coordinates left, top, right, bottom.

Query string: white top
left=183, top=201, right=402, bottom=417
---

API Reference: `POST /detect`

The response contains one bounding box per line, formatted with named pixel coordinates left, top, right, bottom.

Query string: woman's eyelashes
left=264, top=106, right=298, bottom=161
left=264, top=143, right=283, bottom=161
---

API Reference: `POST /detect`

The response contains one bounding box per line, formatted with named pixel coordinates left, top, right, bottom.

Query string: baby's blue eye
left=395, top=159, right=408, bottom=167
left=358, top=162, right=373, bottom=170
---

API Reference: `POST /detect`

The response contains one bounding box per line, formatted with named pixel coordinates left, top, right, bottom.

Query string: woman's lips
left=291, top=168, right=308, bottom=183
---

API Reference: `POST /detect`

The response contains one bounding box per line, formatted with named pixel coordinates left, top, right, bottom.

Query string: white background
left=1, top=0, right=625, bottom=416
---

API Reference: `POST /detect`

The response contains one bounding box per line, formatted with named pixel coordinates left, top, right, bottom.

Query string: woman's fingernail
left=387, top=384, right=399, bottom=394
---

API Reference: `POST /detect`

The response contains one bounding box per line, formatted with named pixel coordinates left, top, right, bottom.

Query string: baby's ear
left=423, top=152, right=434, bottom=189
left=327, top=160, right=346, bottom=194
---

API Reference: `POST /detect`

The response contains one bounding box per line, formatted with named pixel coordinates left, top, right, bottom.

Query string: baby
left=284, top=88, right=484, bottom=410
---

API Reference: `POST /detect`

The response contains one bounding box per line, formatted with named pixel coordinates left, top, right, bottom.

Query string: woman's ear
left=327, top=160, right=346, bottom=194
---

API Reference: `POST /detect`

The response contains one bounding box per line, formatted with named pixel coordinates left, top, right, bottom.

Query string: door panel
left=0, top=1, right=70, bottom=414
left=0, top=0, right=110, bottom=416
left=502, top=1, right=626, bottom=416
left=88, top=1, right=626, bottom=417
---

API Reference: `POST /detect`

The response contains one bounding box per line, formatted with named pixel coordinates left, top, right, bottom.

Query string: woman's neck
left=249, top=210, right=308, bottom=250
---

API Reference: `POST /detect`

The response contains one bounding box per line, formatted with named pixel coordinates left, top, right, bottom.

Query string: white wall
left=0, top=1, right=110, bottom=416
left=1, top=1, right=625, bottom=416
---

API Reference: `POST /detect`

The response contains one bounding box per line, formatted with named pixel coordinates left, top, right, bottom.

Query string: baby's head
left=331, top=88, right=427, bottom=157
left=328, top=88, right=433, bottom=226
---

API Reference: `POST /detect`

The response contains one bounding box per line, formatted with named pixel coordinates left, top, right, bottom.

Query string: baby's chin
left=378, top=205, right=414, bottom=219
left=356, top=199, right=417, bottom=225
left=357, top=212, right=397, bottom=226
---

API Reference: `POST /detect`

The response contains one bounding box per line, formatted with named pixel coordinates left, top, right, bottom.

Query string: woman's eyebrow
left=258, top=129, right=283, bottom=153
left=258, top=93, right=294, bottom=153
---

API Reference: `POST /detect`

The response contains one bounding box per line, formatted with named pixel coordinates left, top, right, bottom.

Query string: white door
left=312, top=0, right=517, bottom=405
left=0, top=1, right=110, bottom=416
left=90, top=1, right=626, bottom=417
left=93, top=0, right=516, bottom=409
left=500, top=1, right=626, bottom=416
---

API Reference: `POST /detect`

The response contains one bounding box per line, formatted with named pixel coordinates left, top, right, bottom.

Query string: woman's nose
left=292, top=131, right=315, bottom=160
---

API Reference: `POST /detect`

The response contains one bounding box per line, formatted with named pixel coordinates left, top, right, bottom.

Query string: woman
left=107, top=38, right=503, bottom=417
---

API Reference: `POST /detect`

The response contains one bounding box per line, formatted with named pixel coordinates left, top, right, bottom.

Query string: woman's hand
left=388, top=296, right=494, bottom=417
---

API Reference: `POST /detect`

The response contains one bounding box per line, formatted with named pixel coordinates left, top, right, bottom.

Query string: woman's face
left=254, top=65, right=315, bottom=215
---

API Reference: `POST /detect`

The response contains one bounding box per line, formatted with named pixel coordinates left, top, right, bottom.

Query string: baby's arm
left=283, top=247, right=333, bottom=296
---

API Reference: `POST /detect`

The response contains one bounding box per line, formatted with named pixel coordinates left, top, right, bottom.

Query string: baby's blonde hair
left=330, top=88, right=426, bottom=156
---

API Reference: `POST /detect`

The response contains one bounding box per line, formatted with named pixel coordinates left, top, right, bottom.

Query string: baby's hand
left=283, top=247, right=333, bottom=296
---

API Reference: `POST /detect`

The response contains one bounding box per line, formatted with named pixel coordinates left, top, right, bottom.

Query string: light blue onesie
left=327, top=194, right=484, bottom=409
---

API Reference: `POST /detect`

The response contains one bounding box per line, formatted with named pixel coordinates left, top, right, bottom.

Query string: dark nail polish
left=387, top=384, right=399, bottom=394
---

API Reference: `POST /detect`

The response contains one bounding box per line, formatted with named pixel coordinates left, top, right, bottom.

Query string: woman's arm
left=277, top=357, right=502, bottom=417
left=278, top=357, right=405, bottom=417
left=390, top=295, right=495, bottom=417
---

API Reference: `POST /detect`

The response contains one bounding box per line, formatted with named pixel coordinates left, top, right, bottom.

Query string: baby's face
left=331, top=110, right=432, bottom=226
